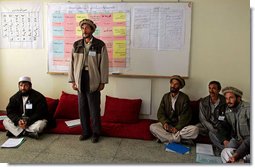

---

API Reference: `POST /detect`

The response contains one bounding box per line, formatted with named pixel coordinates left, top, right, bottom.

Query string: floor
left=0, top=132, right=197, bottom=164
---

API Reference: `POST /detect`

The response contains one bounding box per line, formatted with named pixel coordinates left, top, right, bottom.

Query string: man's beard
left=227, top=101, right=239, bottom=108
left=83, top=33, right=92, bottom=39
left=20, top=90, right=30, bottom=96
left=170, top=87, right=179, bottom=93
left=209, top=92, right=216, bottom=97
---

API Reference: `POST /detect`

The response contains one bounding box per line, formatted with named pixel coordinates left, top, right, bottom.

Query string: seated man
left=218, top=87, right=250, bottom=163
left=3, top=76, right=49, bottom=139
left=150, top=75, right=198, bottom=144
left=197, top=81, right=226, bottom=151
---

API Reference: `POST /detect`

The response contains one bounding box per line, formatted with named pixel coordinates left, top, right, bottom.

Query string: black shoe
left=213, top=146, right=222, bottom=156
left=91, top=134, right=99, bottom=143
left=181, top=139, right=195, bottom=146
left=6, top=131, right=15, bottom=138
left=25, top=131, right=39, bottom=139
left=79, top=134, right=90, bottom=141
left=156, top=138, right=162, bottom=143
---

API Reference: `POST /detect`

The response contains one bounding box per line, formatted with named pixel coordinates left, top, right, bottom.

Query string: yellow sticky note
left=76, top=26, right=82, bottom=36
left=113, top=40, right=126, bottom=58
left=113, top=13, right=126, bottom=22
left=76, top=14, right=89, bottom=22
left=113, top=27, right=126, bottom=36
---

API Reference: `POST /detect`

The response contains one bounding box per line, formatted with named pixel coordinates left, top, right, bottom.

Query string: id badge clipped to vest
left=88, top=50, right=96, bottom=57
left=25, top=100, right=33, bottom=110
left=218, top=111, right=225, bottom=121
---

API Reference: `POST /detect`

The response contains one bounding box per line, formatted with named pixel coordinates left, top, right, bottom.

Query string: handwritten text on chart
left=51, top=13, right=128, bottom=68
left=1, top=12, right=40, bottom=42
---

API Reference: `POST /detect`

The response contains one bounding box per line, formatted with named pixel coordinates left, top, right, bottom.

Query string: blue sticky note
left=52, top=13, right=64, bottom=22
left=53, top=26, right=64, bottom=36
left=53, top=40, right=64, bottom=57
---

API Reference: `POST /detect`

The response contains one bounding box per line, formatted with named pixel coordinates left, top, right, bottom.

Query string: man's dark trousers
left=78, top=70, right=101, bottom=137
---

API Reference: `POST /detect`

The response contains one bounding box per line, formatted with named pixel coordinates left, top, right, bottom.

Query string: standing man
left=3, top=76, right=48, bottom=139
left=218, top=87, right=250, bottom=163
left=68, top=19, right=109, bottom=143
left=197, top=81, right=226, bottom=151
left=150, top=75, right=198, bottom=144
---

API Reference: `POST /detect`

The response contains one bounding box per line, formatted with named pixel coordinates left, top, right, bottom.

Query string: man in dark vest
left=150, top=75, right=198, bottom=144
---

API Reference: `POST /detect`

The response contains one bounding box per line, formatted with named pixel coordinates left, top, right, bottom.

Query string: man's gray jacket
left=199, top=94, right=226, bottom=133
left=68, top=36, right=109, bottom=92
left=217, top=101, right=250, bottom=158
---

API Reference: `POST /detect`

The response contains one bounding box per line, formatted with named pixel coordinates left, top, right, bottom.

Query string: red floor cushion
left=103, top=95, right=142, bottom=123
left=0, top=120, right=5, bottom=131
left=54, top=91, right=79, bottom=120
left=101, top=117, right=156, bottom=140
left=48, top=119, right=82, bottom=134
left=46, top=97, right=59, bottom=119
left=48, top=117, right=156, bottom=141
left=190, top=99, right=201, bottom=125
left=0, top=114, right=7, bottom=131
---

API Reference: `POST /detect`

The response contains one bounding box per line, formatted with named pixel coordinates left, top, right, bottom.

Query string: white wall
left=0, top=0, right=250, bottom=120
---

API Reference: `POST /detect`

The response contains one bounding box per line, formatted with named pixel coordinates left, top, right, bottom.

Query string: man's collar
left=171, top=92, right=179, bottom=98
left=84, top=37, right=93, bottom=45
left=210, top=96, right=220, bottom=105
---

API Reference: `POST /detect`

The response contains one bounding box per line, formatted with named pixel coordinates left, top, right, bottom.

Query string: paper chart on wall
left=47, top=2, right=191, bottom=76
left=132, top=5, right=186, bottom=50
left=0, top=2, right=43, bottom=48
left=47, top=3, right=131, bottom=73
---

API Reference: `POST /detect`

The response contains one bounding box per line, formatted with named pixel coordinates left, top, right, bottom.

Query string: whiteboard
left=47, top=2, right=192, bottom=77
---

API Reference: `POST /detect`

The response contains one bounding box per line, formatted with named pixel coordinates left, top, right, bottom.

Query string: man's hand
left=227, top=156, right=236, bottom=163
left=227, top=152, right=240, bottom=163
left=18, top=119, right=27, bottom=129
left=223, top=140, right=229, bottom=147
left=163, top=123, right=178, bottom=133
left=169, top=127, right=178, bottom=133
left=71, top=82, right=78, bottom=91
left=97, top=83, right=105, bottom=91
left=163, top=123, right=169, bottom=131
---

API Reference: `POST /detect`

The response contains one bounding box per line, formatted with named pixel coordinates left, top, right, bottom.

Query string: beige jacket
left=68, top=37, right=109, bottom=92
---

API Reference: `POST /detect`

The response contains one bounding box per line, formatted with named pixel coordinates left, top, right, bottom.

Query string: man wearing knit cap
left=217, top=86, right=250, bottom=163
left=68, top=18, right=109, bottom=143
left=3, top=76, right=49, bottom=139
left=150, top=75, right=199, bottom=145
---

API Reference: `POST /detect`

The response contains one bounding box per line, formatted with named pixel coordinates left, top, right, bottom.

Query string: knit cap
left=79, top=19, right=97, bottom=33
left=170, top=75, right=185, bottom=89
left=222, top=86, right=243, bottom=97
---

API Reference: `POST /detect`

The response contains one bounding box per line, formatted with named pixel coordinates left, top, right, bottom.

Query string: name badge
left=88, top=51, right=96, bottom=57
left=26, top=103, right=33, bottom=109
left=218, top=115, right=225, bottom=121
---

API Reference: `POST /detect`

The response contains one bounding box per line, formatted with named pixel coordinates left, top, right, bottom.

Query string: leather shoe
left=91, top=135, right=99, bottom=143
left=180, top=139, right=195, bottom=146
left=26, top=132, right=39, bottom=139
left=79, top=135, right=90, bottom=141
left=156, top=138, right=162, bottom=143
left=6, top=131, right=15, bottom=138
